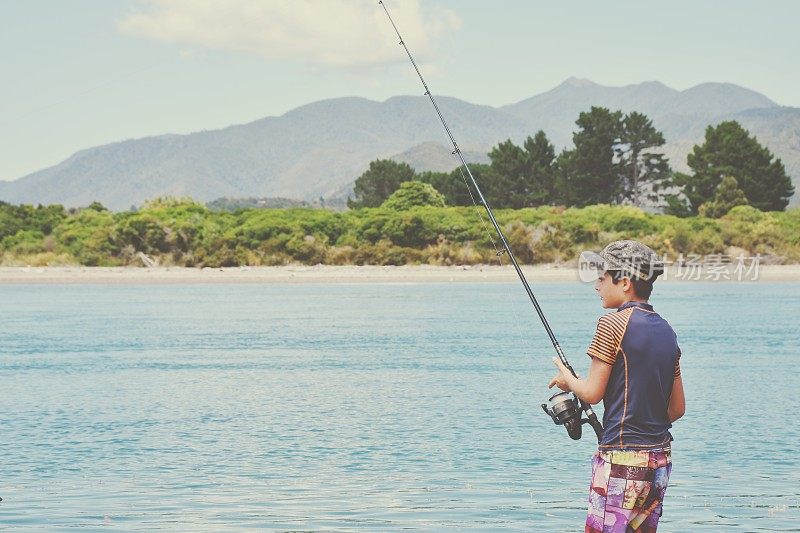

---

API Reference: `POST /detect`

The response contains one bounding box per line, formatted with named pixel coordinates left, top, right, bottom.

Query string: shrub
left=54, top=208, right=119, bottom=265
left=284, top=234, right=328, bottom=264
left=1, top=200, right=797, bottom=267
left=698, top=176, right=748, bottom=218
left=382, top=181, right=446, bottom=210
left=689, top=227, right=725, bottom=255
left=423, top=236, right=487, bottom=265
left=504, top=221, right=537, bottom=263
left=1, top=230, right=45, bottom=255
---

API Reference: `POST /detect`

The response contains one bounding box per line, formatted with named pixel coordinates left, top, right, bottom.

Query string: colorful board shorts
left=585, top=448, right=672, bottom=533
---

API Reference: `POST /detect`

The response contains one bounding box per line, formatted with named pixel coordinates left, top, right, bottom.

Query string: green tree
left=417, top=163, right=494, bottom=207
left=524, top=130, right=558, bottom=205
left=348, top=160, right=415, bottom=208
left=556, top=107, right=624, bottom=207
left=382, top=181, right=446, bottom=210
left=486, top=131, right=558, bottom=208
left=679, top=121, right=794, bottom=212
left=488, top=139, right=527, bottom=207
left=698, top=176, right=748, bottom=218
left=616, top=111, right=670, bottom=207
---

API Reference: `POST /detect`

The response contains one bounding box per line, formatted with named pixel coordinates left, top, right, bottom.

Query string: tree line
left=348, top=108, right=795, bottom=216
left=0, top=106, right=796, bottom=267
left=1, top=198, right=798, bottom=268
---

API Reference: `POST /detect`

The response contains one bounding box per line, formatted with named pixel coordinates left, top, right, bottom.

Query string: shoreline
left=1, top=264, right=799, bottom=284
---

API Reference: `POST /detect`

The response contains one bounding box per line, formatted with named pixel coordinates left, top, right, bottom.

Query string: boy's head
left=588, top=240, right=664, bottom=308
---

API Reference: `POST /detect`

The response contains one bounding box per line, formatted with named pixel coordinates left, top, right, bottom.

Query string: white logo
left=578, top=251, right=605, bottom=283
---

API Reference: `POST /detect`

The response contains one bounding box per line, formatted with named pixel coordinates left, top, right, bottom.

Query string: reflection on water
left=0, top=282, right=798, bottom=531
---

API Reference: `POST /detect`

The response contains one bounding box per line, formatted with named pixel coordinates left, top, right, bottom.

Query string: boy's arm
left=667, top=374, right=685, bottom=422
left=549, top=356, right=613, bottom=405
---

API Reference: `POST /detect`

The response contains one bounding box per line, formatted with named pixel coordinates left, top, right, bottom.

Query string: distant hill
left=1, top=79, right=797, bottom=209
left=389, top=141, right=491, bottom=172
left=501, top=78, right=778, bottom=147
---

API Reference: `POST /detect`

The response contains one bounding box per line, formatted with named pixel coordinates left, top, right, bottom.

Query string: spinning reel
left=542, top=391, right=604, bottom=441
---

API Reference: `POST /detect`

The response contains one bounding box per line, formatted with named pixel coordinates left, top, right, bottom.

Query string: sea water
left=1, top=281, right=798, bottom=531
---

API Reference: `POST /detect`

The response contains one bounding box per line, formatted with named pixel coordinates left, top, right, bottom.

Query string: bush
left=1, top=230, right=45, bottom=255
left=689, top=227, right=726, bottom=255
left=718, top=205, right=780, bottom=254
left=54, top=208, right=119, bottom=265
left=284, top=234, right=328, bottom=264
left=423, top=236, right=487, bottom=265
left=698, top=176, right=748, bottom=218
left=1, top=200, right=797, bottom=267
left=382, top=181, right=446, bottom=210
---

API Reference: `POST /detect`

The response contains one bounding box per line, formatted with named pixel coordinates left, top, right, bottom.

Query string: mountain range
left=1, top=77, right=798, bottom=210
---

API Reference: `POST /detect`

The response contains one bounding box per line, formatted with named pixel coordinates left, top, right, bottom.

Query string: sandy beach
left=1, top=264, right=799, bottom=284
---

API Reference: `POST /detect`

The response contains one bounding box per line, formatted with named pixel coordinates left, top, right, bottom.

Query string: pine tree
left=486, top=131, right=558, bottom=208
left=616, top=112, right=670, bottom=207
left=556, top=107, right=623, bottom=207
left=679, top=121, right=794, bottom=212
left=488, top=139, right=528, bottom=208
left=524, top=130, right=558, bottom=205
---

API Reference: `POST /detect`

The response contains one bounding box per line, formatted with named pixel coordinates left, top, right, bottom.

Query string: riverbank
left=1, top=264, right=799, bottom=284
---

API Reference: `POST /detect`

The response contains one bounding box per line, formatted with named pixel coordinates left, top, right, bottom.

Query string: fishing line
left=378, top=0, right=603, bottom=442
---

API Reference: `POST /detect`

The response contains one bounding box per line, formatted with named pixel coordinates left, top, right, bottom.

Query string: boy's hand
left=548, top=357, right=575, bottom=392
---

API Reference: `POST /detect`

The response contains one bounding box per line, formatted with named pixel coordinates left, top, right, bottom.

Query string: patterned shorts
left=585, top=448, right=672, bottom=533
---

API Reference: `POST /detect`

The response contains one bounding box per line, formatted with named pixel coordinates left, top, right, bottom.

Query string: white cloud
left=118, top=0, right=461, bottom=68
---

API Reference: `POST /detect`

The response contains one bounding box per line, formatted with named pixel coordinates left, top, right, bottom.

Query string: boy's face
left=595, top=271, right=631, bottom=309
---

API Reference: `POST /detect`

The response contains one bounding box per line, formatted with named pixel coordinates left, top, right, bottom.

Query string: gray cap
left=580, top=240, right=664, bottom=281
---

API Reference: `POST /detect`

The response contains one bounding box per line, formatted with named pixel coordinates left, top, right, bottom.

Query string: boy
left=548, top=240, right=685, bottom=533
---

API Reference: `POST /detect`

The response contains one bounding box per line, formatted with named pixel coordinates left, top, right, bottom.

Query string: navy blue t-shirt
left=587, top=301, right=681, bottom=450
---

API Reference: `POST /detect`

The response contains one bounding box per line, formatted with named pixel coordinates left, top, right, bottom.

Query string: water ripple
left=0, top=282, right=798, bottom=530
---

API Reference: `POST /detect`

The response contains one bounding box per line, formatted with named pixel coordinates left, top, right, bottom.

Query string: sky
left=1, top=0, right=798, bottom=181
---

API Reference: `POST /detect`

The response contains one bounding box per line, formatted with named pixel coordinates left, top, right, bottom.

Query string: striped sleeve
left=675, top=346, right=682, bottom=377
left=587, top=313, right=627, bottom=365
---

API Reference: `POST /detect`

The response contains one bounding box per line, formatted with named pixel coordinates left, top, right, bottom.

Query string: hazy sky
left=2, top=0, right=798, bottom=181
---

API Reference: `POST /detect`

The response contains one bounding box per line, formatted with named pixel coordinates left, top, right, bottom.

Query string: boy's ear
left=622, top=277, right=633, bottom=293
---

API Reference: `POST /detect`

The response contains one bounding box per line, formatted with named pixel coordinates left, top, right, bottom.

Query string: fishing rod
left=378, top=0, right=602, bottom=442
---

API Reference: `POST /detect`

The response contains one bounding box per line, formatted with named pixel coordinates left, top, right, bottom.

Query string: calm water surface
left=1, top=281, right=798, bottom=531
